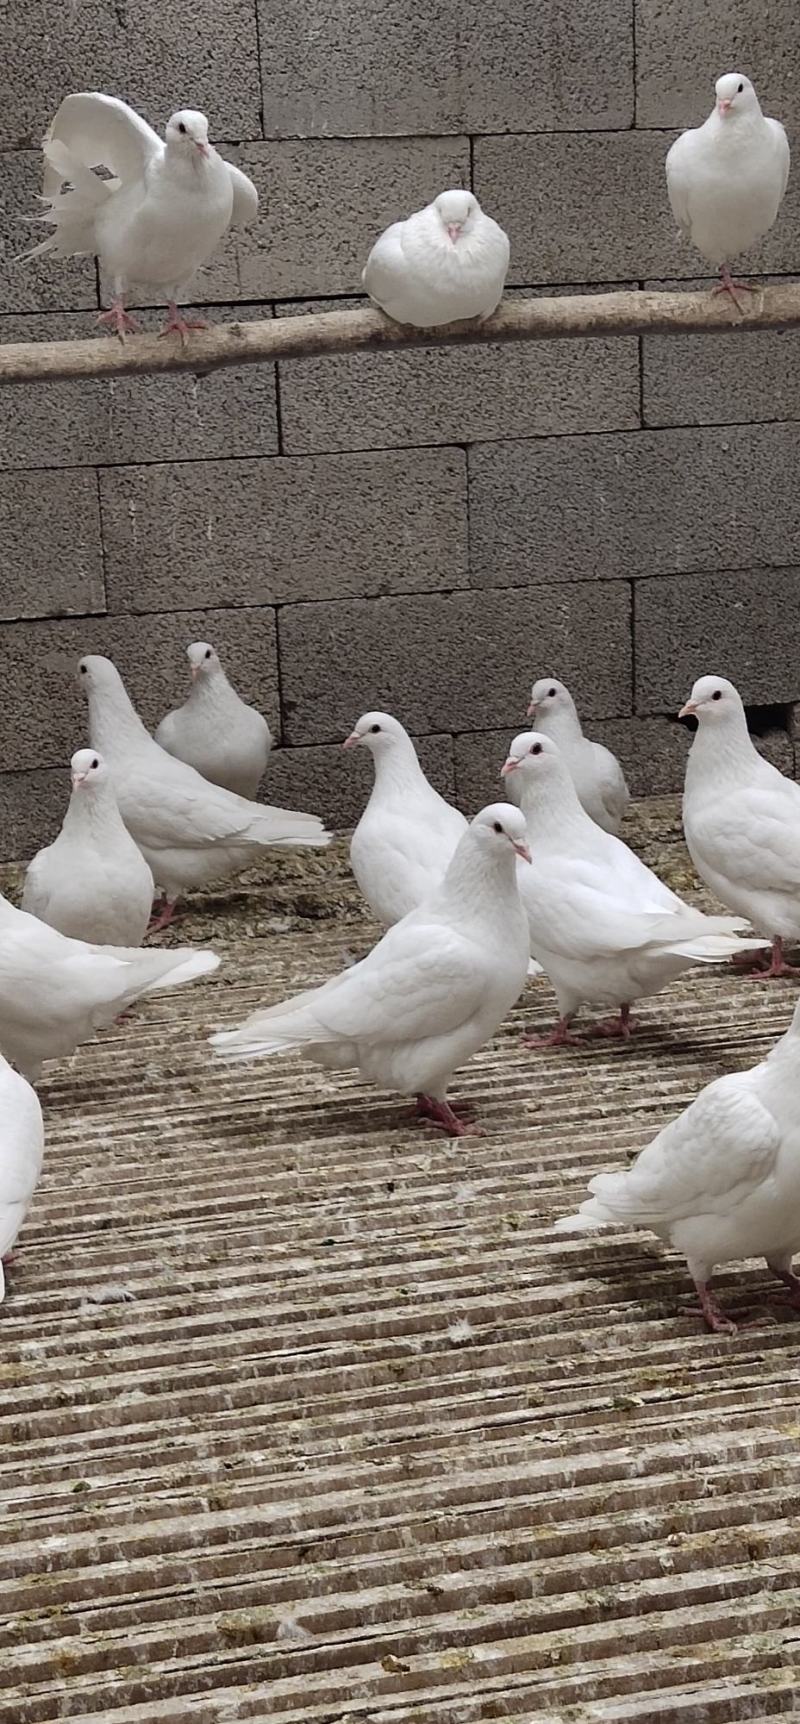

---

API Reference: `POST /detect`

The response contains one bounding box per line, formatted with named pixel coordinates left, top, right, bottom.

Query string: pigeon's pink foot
left=1, top=1252, right=15, bottom=1269
left=113, top=1008, right=137, bottom=1026
left=731, top=947, right=768, bottom=972
left=584, top=1005, right=634, bottom=1041
left=159, top=303, right=209, bottom=342
left=712, top=265, right=758, bottom=313
left=97, top=302, right=140, bottom=342
left=691, top=1281, right=738, bottom=1334
left=747, top=937, right=800, bottom=981
left=148, top=898, right=181, bottom=935
left=768, top=1262, right=800, bottom=1310
left=415, top=1094, right=484, bottom=1138
left=523, top=1017, right=583, bottom=1049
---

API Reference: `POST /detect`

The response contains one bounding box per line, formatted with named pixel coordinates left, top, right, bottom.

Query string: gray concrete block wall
left=2, top=0, right=800, bottom=857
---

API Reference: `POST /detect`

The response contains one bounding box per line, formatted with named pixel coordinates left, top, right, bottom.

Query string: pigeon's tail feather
left=666, top=932, right=768, bottom=963
left=554, top=1196, right=617, bottom=1233
left=247, top=807, right=331, bottom=850
left=25, top=141, right=112, bottom=260
left=211, top=1007, right=320, bottom=1061
left=136, top=949, right=221, bottom=994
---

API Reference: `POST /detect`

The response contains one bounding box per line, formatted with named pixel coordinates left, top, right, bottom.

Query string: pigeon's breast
left=97, top=162, right=234, bottom=288
left=685, top=148, right=786, bottom=261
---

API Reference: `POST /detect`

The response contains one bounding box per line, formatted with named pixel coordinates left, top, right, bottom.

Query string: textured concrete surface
left=4, top=813, right=800, bottom=1720
left=3, top=1, right=800, bottom=846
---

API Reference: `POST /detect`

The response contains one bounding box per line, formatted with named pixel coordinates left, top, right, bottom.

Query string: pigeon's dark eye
left=90, top=758, right=99, bottom=769
left=531, top=743, right=542, bottom=755
left=370, top=723, right=381, bottom=733
left=79, top=664, right=87, bottom=675
left=492, top=821, right=503, bottom=833
left=712, top=690, right=722, bottom=701
left=548, top=687, right=556, bottom=697
left=178, top=121, right=187, bottom=134
left=204, top=648, right=212, bottom=660
left=737, top=81, right=744, bottom=93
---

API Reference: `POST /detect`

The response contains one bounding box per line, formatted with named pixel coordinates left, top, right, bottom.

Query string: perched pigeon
left=501, top=731, right=766, bottom=1045
left=362, top=189, right=509, bottom=328
left=526, top=677, right=630, bottom=835
left=28, top=93, right=258, bottom=339
left=558, top=1000, right=800, bottom=1333
left=155, top=642, right=272, bottom=801
left=681, top=674, right=800, bottom=980
left=79, top=655, right=329, bottom=932
left=210, top=804, right=532, bottom=1137
left=0, top=895, right=219, bottom=1083
left=0, top=1055, right=44, bottom=1304
left=666, top=72, right=790, bottom=306
left=345, top=711, right=467, bottom=926
left=23, top=748, right=154, bottom=947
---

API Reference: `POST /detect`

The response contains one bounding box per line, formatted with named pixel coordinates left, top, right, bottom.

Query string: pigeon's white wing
left=595, top=746, right=630, bottom=823
left=665, top=131, right=694, bottom=235
left=20, top=846, right=56, bottom=922
left=766, top=118, right=791, bottom=202
left=362, top=221, right=408, bottom=301
left=589, top=1074, right=780, bottom=1227
left=43, top=93, right=163, bottom=197
left=692, top=779, right=800, bottom=895
left=124, top=756, right=323, bottom=852
left=0, top=1065, right=43, bottom=1261
left=226, top=160, right=259, bottom=227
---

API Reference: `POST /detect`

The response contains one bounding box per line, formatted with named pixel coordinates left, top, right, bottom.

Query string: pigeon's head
left=70, top=747, right=108, bottom=793
left=77, top=654, right=123, bottom=698
left=166, top=109, right=211, bottom=158
left=526, top=677, right=576, bottom=721
left=470, top=803, right=531, bottom=863
left=434, top=188, right=479, bottom=245
left=714, top=73, right=758, bottom=119
left=679, top=675, right=743, bottom=724
left=187, top=641, right=220, bottom=681
left=501, top=730, right=567, bottom=790
left=342, top=711, right=410, bottom=754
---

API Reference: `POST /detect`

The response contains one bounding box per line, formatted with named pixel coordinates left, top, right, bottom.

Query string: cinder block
left=634, top=567, right=800, bottom=713
left=468, top=425, right=800, bottom=588
left=473, top=132, right=800, bottom=284
left=266, top=734, right=457, bottom=831
left=199, top=136, right=470, bottom=301
left=0, top=152, right=96, bottom=313
left=0, top=471, right=105, bottom=622
left=642, top=278, right=800, bottom=428
left=0, top=605, right=279, bottom=772
left=0, top=0, right=262, bottom=150
left=257, top=0, right=632, bottom=136
left=635, top=0, right=800, bottom=129
left=0, top=768, right=68, bottom=863
left=0, top=310, right=279, bottom=471
left=277, top=585, right=632, bottom=746
left=100, top=448, right=468, bottom=613
left=276, top=293, right=640, bottom=454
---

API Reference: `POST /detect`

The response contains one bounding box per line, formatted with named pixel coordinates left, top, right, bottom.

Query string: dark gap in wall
left=745, top=701, right=793, bottom=737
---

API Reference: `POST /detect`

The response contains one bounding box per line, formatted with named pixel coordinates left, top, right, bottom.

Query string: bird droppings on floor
left=3, top=798, right=800, bottom=1723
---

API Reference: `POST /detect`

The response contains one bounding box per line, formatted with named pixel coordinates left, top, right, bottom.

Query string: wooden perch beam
left=2, top=284, right=800, bottom=385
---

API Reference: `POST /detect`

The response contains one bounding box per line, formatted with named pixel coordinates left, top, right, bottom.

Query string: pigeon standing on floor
left=501, top=731, right=767, bottom=1046
left=155, top=643, right=272, bottom=801
left=0, top=894, right=220, bottom=1083
left=344, top=712, right=468, bottom=926
left=27, top=93, right=259, bottom=339
left=210, top=804, right=532, bottom=1137
left=526, top=678, right=630, bottom=835
left=681, top=674, right=800, bottom=980
left=362, top=189, right=510, bottom=327
left=22, top=749, right=155, bottom=947
left=558, top=1000, right=800, bottom=1333
left=0, top=1055, right=44, bottom=1304
left=79, top=656, right=329, bottom=932
left=665, top=72, right=790, bottom=307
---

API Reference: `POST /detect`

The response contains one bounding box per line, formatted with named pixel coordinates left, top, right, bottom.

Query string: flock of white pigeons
left=6, top=69, right=797, bottom=1334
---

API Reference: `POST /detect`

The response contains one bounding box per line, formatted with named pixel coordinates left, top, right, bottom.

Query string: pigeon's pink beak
left=190, top=665, right=201, bottom=681
left=500, top=757, right=519, bottom=777
left=446, top=223, right=462, bottom=244
left=342, top=732, right=360, bottom=750
left=513, top=839, right=532, bottom=863
left=196, top=141, right=210, bottom=157
left=718, top=97, right=732, bottom=114
left=71, top=771, right=88, bottom=790
left=526, top=699, right=537, bottom=718
left=678, top=700, right=698, bottom=719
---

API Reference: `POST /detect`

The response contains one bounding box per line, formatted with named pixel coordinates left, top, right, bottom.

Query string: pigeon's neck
left=370, top=740, right=432, bottom=802
left=686, top=713, right=756, bottom=788
left=440, top=839, right=521, bottom=927
left=187, top=668, right=236, bottom=714
left=87, top=685, right=152, bottom=756
left=537, top=709, right=583, bottom=753
left=706, top=108, right=767, bottom=153
left=516, top=775, right=589, bottom=847
left=62, top=785, right=129, bottom=843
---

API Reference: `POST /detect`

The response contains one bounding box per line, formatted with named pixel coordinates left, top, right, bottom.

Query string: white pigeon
left=0, top=1056, right=44, bottom=1304
left=27, top=93, right=259, bottom=339
left=362, top=189, right=510, bottom=328
left=210, top=804, right=532, bottom=1137
left=80, top=655, right=329, bottom=932
left=558, top=1000, right=800, bottom=1333
left=666, top=72, right=790, bottom=306
left=501, top=731, right=766, bottom=1046
left=155, top=642, right=272, bottom=801
left=526, top=677, right=630, bottom=835
left=681, top=674, right=800, bottom=980
left=22, top=748, right=155, bottom=947
left=0, top=894, right=219, bottom=1083
left=344, top=711, right=468, bottom=926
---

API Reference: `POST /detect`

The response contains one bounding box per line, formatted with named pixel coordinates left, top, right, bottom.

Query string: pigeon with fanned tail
left=666, top=72, right=789, bottom=308
left=558, top=1000, right=800, bottom=1333
left=363, top=189, right=509, bottom=327
left=344, top=711, right=467, bottom=927
left=79, top=655, right=329, bottom=932
left=681, top=674, right=800, bottom=980
left=501, top=730, right=767, bottom=1046
left=23, top=748, right=154, bottom=946
left=0, top=1055, right=44, bottom=1304
left=210, top=804, right=531, bottom=1138
left=526, top=677, right=630, bottom=835
left=27, top=93, right=258, bottom=340
left=155, top=642, right=272, bottom=801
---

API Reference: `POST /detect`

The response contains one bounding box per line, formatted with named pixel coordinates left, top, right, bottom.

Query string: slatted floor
left=3, top=806, right=800, bottom=1722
